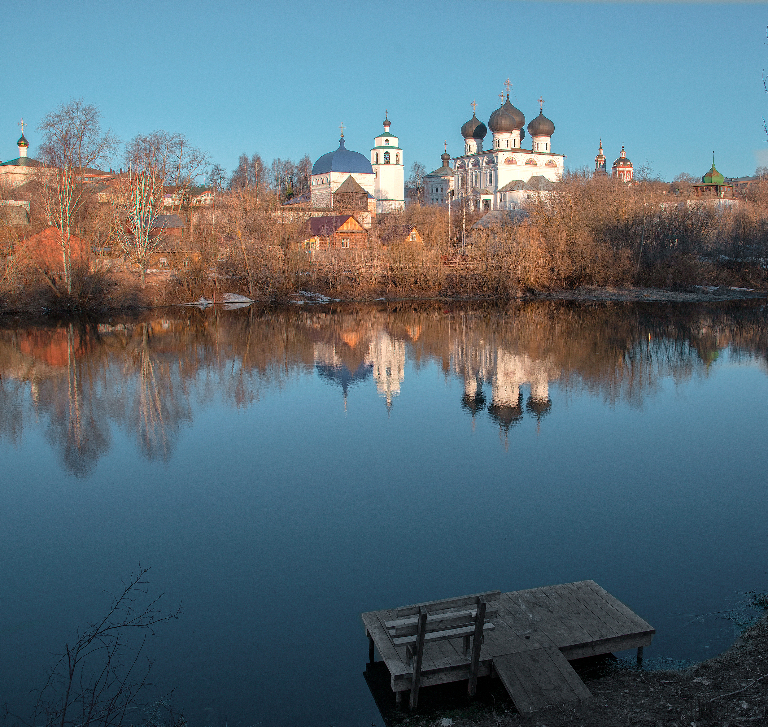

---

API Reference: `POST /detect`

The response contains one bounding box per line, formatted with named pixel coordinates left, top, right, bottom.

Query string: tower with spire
left=594, top=140, right=607, bottom=174
left=370, top=112, right=405, bottom=213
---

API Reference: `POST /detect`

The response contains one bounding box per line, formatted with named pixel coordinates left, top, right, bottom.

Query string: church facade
left=310, top=116, right=405, bottom=217
left=425, top=85, right=564, bottom=211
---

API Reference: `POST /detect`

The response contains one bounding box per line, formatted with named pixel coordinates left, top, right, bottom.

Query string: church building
left=310, top=116, right=406, bottom=219
left=425, top=82, right=564, bottom=211
left=0, top=120, right=42, bottom=189
left=311, top=128, right=376, bottom=215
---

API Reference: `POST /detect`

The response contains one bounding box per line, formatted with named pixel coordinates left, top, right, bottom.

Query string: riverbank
left=1, top=275, right=766, bottom=324
left=388, top=614, right=768, bottom=727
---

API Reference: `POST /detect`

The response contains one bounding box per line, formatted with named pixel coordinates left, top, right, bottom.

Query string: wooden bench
left=372, top=591, right=500, bottom=709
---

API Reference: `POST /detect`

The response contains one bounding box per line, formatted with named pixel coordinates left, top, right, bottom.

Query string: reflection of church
left=313, top=329, right=406, bottom=410
left=455, top=342, right=558, bottom=435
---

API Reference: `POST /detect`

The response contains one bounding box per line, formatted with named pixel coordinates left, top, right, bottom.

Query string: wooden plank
left=583, top=581, right=655, bottom=633
left=564, top=581, right=634, bottom=638
left=492, top=646, right=591, bottom=714
left=535, top=585, right=604, bottom=646
left=385, top=605, right=499, bottom=635
left=362, top=612, right=404, bottom=667
left=394, top=591, right=501, bottom=618
left=499, top=589, right=578, bottom=647
left=392, top=622, right=495, bottom=647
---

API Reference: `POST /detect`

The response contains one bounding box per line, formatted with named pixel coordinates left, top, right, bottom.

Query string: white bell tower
left=371, top=112, right=405, bottom=213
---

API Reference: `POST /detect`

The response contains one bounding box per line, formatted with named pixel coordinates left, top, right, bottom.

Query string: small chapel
left=0, top=119, right=42, bottom=189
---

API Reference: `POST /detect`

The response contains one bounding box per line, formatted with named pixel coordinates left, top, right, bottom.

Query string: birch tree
left=37, top=99, right=118, bottom=294
left=114, top=132, right=208, bottom=283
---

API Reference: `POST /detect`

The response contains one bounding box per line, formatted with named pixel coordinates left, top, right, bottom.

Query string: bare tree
left=37, top=99, right=118, bottom=294
left=115, top=132, right=208, bottom=283
left=27, top=566, right=180, bottom=727
left=406, top=162, right=426, bottom=205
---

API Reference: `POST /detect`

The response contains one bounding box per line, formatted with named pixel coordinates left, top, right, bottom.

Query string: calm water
left=1, top=301, right=767, bottom=727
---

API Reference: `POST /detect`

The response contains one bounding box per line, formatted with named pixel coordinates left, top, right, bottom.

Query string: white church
left=425, top=83, right=565, bottom=211
left=310, top=114, right=405, bottom=216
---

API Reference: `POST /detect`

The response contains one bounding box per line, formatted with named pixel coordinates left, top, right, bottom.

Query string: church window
left=384, top=151, right=390, bottom=164
left=375, top=153, right=379, bottom=164
left=341, top=238, right=350, bottom=248
left=385, top=139, right=389, bottom=145
left=396, top=153, right=400, bottom=164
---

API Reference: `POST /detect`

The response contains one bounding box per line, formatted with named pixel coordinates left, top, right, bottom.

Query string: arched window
left=385, top=139, right=389, bottom=145
left=384, top=151, right=390, bottom=164
left=396, top=153, right=400, bottom=164
left=375, top=153, right=379, bottom=164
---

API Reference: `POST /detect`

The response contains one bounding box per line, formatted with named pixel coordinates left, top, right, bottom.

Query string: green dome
left=702, top=163, right=724, bottom=186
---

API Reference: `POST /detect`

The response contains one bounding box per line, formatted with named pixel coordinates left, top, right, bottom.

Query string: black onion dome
left=441, top=151, right=450, bottom=165
left=461, top=113, right=487, bottom=140
left=488, top=97, right=525, bottom=133
left=17, top=133, right=29, bottom=148
left=527, top=111, right=555, bottom=137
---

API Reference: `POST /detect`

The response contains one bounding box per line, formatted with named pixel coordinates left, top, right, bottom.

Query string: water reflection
left=1, top=301, right=766, bottom=475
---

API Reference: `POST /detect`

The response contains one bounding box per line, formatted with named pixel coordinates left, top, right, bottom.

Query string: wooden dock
left=362, top=580, right=655, bottom=714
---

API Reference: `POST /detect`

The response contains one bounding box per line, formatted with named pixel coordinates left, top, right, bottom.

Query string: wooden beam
left=410, top=609, right=427, bottom=710
left=468, top=600, right=486, bottom=697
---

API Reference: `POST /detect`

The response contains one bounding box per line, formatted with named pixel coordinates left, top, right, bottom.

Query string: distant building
left=593, top=141, right=633, bottom=182
left=426, top=83, right=564, bottom=211
left=594, top=140, right=607, bottom=175
left=612, top=146, right=633, bottom=182
left=0, top=121, right=43, bottom=189
left=691, top=155, right=734, bottom=198
left=370, top=113, right=405, bottom=213
left=311, top=130, right=376, bottom=222
left=424, top=145, right=455, bottom=205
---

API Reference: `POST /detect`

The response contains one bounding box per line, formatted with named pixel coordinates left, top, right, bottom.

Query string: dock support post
left=468, top=600, right=487, bottom=697
left=409, top=608, right=427, bottom=710
left=636, top=646, right=644, bottom=667
left=368, top=633, right=375, bottom=664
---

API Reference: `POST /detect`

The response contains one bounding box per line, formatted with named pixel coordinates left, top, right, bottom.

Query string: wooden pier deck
left=362, top=580, right=655, bottom=714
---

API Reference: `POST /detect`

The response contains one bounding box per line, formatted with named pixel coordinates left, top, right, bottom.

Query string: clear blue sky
left=2, top=0, right=766, bottom=182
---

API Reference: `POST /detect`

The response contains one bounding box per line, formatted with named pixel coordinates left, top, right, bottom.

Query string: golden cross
left=499, top=91, right=505, bottom=104
left=539, top=96, right=544, bottom=111
left=19, top=118, right=25, bottom=135
left=471, top=100, right=477, bottom=114
left=339, top=122, right=345, bottom=138
left=504, top=78, right=512, bottom=97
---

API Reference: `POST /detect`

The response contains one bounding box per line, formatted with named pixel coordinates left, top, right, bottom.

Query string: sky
left=2, top=0, right=766, bottom=183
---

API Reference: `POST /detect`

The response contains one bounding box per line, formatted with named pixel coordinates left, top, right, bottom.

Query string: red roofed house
left=305, top=215, right=368, bottom=250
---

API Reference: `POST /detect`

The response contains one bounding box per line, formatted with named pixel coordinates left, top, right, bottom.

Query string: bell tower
left=371, top=111, right=405, bottom=213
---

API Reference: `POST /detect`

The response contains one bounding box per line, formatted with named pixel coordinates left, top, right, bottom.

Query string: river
left=1, top=300, right=766, bottom=727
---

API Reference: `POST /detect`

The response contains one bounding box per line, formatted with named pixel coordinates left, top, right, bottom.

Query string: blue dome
left=312, top=137, right=373, bottom=175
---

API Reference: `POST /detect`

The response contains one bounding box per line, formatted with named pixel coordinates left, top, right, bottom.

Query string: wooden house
left=304, top=215, right=368, bottom=250
left=379, top=225, right=423, bottom=248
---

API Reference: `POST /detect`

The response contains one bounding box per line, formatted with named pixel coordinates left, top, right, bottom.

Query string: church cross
left=539, top=96, right=544, bottom=111
left=499, top=91, right=505, bottom=104
left=19, top=118, right=26, bottom=135
left=471, top=100, right=477, bottom=114
left=504, top=78, right=512, bottom=97
left=444, top=140, right=448, bottom=153
left=339, top=122, right=345, bottom=138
